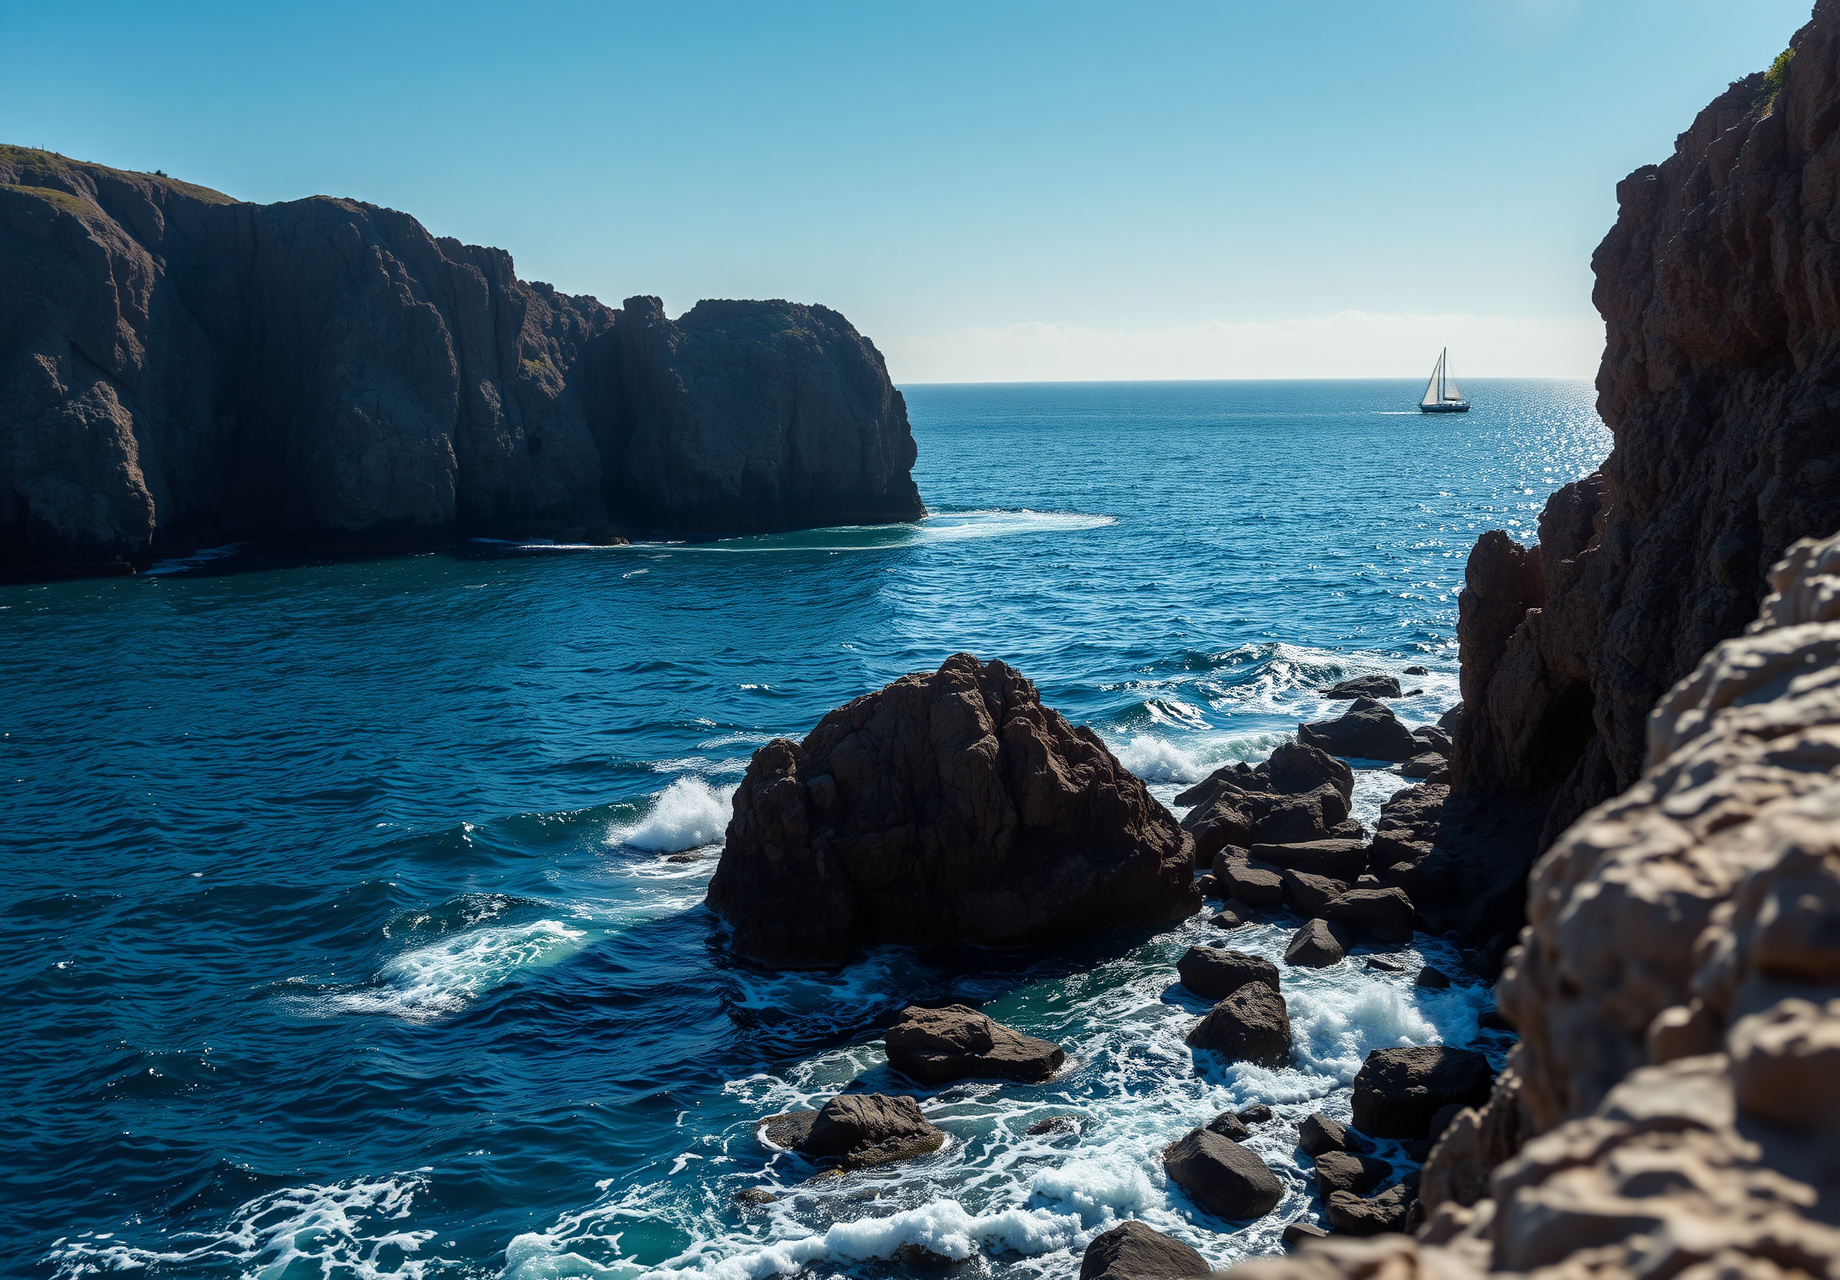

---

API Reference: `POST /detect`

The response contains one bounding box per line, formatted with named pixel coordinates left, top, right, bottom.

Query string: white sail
left=1421, top=351, right=1443, bottom=407
left=1442, top=364, right=1464, bottom=401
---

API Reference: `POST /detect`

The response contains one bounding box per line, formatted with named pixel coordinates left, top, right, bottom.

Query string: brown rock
left=1350, top=1047, right=1492, bottom=1138
left=883, top=1004, right=1065, bottom=1085
left=1322, top=1185, right=1413, bottom=1236
left=1298, top=1113, right=1368, bottom=1157
left=1237, top=1103, right=1274, bottom=1125
left=1162, top=1127, right=1284, bottom=1220
left=1324, top=675, right=1403, bottom=700
left=1311, top=1150, right=1391, bottom=1196
left=1247, top=839, right=1369, bottom=882
left=1079, top=1220, right=1211, bottom=1280
left=1284, top=918, right=1354, bottom=968
left=1280, top=1221, right=1330, bottom=1249
left=1220, top=859, right=1286, bottom=909
left=1282, top=868, right=1347, bottom=917
left=1186, top=981, right=1293, bottom=1067
left=1297, top=698, right=1420, bottom=763
left=1206, top=1110, right=1251, bottom=1140
left=1176, top=946, right=1281, bottom=1001
left=706, top=655, right=1197, bottom=966
left=761, top=1093, right=945, bottom=1168
left=1324, top=887, right=1415, bottom=943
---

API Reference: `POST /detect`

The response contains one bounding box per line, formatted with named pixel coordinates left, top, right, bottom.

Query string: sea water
left=0, top=379, right=1609, bottom=1279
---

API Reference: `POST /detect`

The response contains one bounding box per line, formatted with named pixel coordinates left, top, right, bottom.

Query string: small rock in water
left=1351, top=1046, right=1493, bottom=1138
left=1282, top=1221, right=1331, bottom=1248
left=1415, top=964, right=1451, bottom=989
left=1079, top=1220, right=1212, bottom=1280
left=1162, top=1127, right=1284, bottom=1220
left=1326, top=1184, right=1415, bottom=1236
left=733, top=1187, right=778, bottom=1205
left=1176, top=946, right=1280, bottom=1000
left=759, top=1093, right=946, bottom=1168
left=884, top=1004, right=1065, bottom=1085
left=1400, top=751, right=1447, bottom=779
left=1237, top=1103, right=1274, bottom=1125
left=1206, top=1110, right=1251, bottom=1140
left=1312, top=1149, right=1392, bottom=1196
left=1323, top=674, right=1403, bottom=700
left=1210, top=908, right=1245, bottom=929
left=665, top=850, right=705, bottom=863
left=1186, top=982, right=1292, bottom=1066
left=1299, top=1112, right=1369, bottom=1156
left=1026, top=1114, right=1082, bottom=1137
left=1284, top=918, right=1353, bottom=967
left=1364, top=955, right=1405, bottom=972
left=1404, top=665, right=1430, bottom=675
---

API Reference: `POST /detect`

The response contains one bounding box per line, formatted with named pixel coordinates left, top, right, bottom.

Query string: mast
left=1439, top=348, right=1446, bottom=402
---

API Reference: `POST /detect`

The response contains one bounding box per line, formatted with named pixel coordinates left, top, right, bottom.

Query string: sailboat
left=1419, top=348, right=1469, bottom=413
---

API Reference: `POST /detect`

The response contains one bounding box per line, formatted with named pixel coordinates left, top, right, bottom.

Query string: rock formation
left=1080, top=1221, right=1213, bottom=1280
left=881, top=1003, right=1065, bottom=1085
left=1163, top=1127, right=1285, bottom=1220
left=705, top=654, right=1198, bottom=967
left=1224, top=526, right=1840, bottom=1280
left=759, top=1093, right=945, bottom=1169
left=0, top=146, right=922, bottom=579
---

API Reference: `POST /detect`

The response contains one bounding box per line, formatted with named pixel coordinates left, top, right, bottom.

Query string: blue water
left=1, top=380, right=1607, bottom=1279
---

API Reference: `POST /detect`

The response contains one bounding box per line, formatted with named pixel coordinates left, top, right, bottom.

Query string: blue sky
left=0, top=0, right=1813, bottom=380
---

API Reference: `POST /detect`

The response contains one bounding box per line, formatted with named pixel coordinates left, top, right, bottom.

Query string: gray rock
left=884, top=1004, right=1065, bottom=1085
left=1351, top=1047, right=1493, bottom=1138
left=1176, top=946, right=1280, bottom=1001
left=1079, top=1220, right=1211, bottom=1280
left=1162, top=1127, right=1284, bottom=1220
left=1284, top=918, right=1354, bottom=968
left=1186, top=981, right=1292, bottom=1067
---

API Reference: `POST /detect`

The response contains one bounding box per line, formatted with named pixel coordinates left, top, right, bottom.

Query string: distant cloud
left=884, top=311, right=1604, bottom=383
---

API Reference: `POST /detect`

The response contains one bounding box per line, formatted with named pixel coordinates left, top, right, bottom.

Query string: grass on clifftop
left=0, top=144, right=237, bottom=205
left=1757, top=46, right=1795, bottom=112
left=1, top=183, right=93, bottom=217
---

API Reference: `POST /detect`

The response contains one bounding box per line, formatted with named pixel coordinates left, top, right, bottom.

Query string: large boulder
left=1162, top=1127, right=1284, bottom=1220
left=1217, top=858, right=1285, bottom=908
left=1176, top=946, right=1281, bottom=1000
left=1186, top=981, right=1293, bottom=1066
left=1311, top=1150, right=1392, bottom=1196
left=760, top=1093, right=945, bottom=1168
left=0, top=149, right=924, bottom=581
left=1324, top=887, right=1416, bottom=942
left=1079, top=1221, right=1211, bottom=1280
left=706, top=655, right=1197, bottom=966
left=1283, top=918, right=1353, bottom=968
left=1298, top=1113, right=1369, bottom=1157
left=883, top=1004, right=1065, bottom=1085
left=1281, top=868, right=1346, bottom=917
left=1350, top=1046, right=1492, bottom=1138
left=1323, top=1184, right=1414, bottom=1236
left=1246, top=839, right=1369, bottom=882
left=1296, top=698, right=1420, bottom=762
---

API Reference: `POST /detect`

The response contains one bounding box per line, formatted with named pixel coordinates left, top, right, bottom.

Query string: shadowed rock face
left=0, top=147, right=922, bottom=579
left=705, top=653, right=1198, bottom=968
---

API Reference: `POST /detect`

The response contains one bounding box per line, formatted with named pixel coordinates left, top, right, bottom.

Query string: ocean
left=1, top=379, right=1609, bottom=1279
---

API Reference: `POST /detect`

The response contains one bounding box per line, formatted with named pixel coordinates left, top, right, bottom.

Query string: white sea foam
left=45, top=1175, right=444, bottom=1279
left=609, top=777, right=738, bottom=853
left=305, top=919, right=586, bottom=1023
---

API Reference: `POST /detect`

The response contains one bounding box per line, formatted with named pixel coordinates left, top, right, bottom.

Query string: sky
left=0, top=0, right=1815, bottom=382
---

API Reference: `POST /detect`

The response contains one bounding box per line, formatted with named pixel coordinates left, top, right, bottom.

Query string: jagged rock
left=1238, top=1104, right=1274, bottom=1125
left=1281, top=868, right=1347, bottom=917
left=1079, top=1220, right=1211, bottom=1280
left=1350, top=1047, right=1491, bottom=1138
left=1323, top=1184, right=1413, bottom=1236
left=1412, top=725, right=1453, bottom=752
left=734, top=1187, right=778, bottom=1205
left=1406, top=666, right=1430, bottom=676
left=1207, top=1110, right=1252, bottom=1140
left=1178, top=743, right=1355, bottom=809
left=1324, top=675, right=1403, bottom=700
left=1362, top=780, right=1542, bottom=942
left=1219, top=859, right=1286, bottom=908
left=1247, top=839, right=1369, bottom=882
left=1311, top=1150, right=1391, bottom=1196
left=1187, top=982, right=1292, bottom=1067
left=0, top=149, right=922, bottom=579
left=1298, top=1113, right=1369, bottom=1157
left=883, top=1004, right=1065, bottom=1085
left=1324, top=887, right=1415, bottom=943
left=1414, top=965, right=1450, bottom=990
left=1284, top=918, right=1353, bottom=967
left=706, top=655, right=1197, bottom=966
left=1179, top=744, right=1355, bottom=859
left=1297, top=698, right=1420, bottom=763
left=760, top=1093, right=944, bottom=1168
left=1176, top=946, right=1281, bottom=1001
left=1419, top=1068, right=1526, bottom=1214
left=1162, top=1127, right=1284, bottom=1220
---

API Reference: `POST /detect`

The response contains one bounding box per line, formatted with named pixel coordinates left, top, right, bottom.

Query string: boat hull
left=1420, top=402, right=1469, bottom=413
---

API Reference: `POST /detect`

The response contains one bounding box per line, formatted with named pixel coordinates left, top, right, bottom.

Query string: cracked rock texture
left=706, top=654, right=1198, bottom=967
left=1227, top=526, right=1840, bottom=1280
left=0, top=146, right=921, bottom=578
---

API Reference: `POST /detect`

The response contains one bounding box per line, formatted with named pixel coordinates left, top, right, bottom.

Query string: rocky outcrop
left=1298, top=700, right=1419, bottom=763
left=0, top=147, right=922, bottom=579
left=1223, top=528, right=1840, bottom=1280
left=705, top=654, right=1198, bottom=967
left=1179, top=743, right=1356, bottom=859
left=882, top=1004, right=1065, bottom=1085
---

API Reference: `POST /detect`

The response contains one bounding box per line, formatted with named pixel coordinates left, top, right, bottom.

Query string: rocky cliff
left=0, top=147, right=922, bottom=579
left=1452, top=4, right=1840, bottom=848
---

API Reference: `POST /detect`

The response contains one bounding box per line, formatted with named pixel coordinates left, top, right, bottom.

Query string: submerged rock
left=1079, top=1220, right=1212, bottom=1280
left=1176, top=946, right=1280, bottom=1000
left=1163, top=1127, right=1284, bottom=1220
left=1187, top=981, right=1292, bottom=1066
left=883, top=1004, right=1065, bottom=1085
left=1296, top=698, right=1419, bottom=762
left=707, top=654, right=1197, bottom=967
left=1350, top=1046, right=1491, bottom=1138
left=760, top=1093, right=945, bottom=1168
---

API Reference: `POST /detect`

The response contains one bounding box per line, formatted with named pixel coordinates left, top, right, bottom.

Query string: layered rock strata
left=0, top=146, right=922, bottom=579
left=705, top=654, right=1198, bottom=967
left=1229, top=529, right=1840, bottom=1280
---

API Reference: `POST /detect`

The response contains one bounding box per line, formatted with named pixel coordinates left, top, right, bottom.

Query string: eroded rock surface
left=882, top=1003, right=1065, bottom=1085
left=706, top=654, right=1197, bottom=966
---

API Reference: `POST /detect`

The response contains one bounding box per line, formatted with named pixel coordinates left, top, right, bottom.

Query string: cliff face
left=0, top=147, right=922, bottom=579
left=1454, top=2, right=1840, bottom=844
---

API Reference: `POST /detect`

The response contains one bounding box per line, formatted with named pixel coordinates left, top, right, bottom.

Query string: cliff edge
left=0, top=147, right=922, bottom=579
